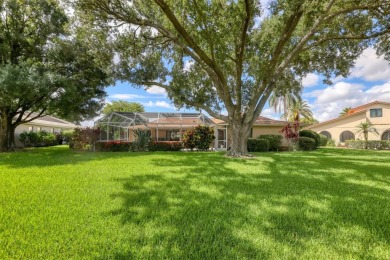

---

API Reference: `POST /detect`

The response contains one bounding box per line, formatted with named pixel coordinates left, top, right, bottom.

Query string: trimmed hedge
left=299, top=130, right=320, bottom=148
left=298, top=137, right=316, bottom=151
left=258, top=135, right=282, bottom=151
left=345, top=140, right=390, bottom=150
left=96, top=141, right=134, bottom=152
left=247, top=138, right=270, bottom=152
left=319, top=134, right=328, bottom=146
left=19, top=131, right=57, bottom=147
left=148, top=141, right=182, bottom=151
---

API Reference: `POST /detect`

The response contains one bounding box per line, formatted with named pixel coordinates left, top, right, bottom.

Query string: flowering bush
left=182, top=126, right=215, bottom=151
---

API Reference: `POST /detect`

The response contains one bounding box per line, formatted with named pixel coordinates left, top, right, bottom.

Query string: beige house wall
left=14, top=122, right=75, bottom=147
left=308, top=103, right=390, bottom=143
left=251, top=125, right=288, bottom=146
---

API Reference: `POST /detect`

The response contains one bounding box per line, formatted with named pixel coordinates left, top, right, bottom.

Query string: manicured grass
left=0, top=146, right=389, bottom=259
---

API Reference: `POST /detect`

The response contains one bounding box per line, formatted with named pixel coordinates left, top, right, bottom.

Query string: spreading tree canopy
left=102, top=100, right=145, bottom=115
left=78, top=0, right=390, bottom=156
left=0, top=0, right=113, bottom=150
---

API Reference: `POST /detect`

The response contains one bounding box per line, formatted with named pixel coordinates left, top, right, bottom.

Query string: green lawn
left=0, top=146, right=389, bottom=259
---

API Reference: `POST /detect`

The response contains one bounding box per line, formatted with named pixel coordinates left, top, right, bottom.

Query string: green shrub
left=327, top=139, right=336, bottom=147
left=69, top=128, right=100, bottom=151
left=95, top=141, right=134, bottom=152
left=183, top=126, right=215, bottom=151
left=319, top=134, right=328, bottom=146
left=19, top=131, right=57, bottom=147
left=148, top=141, right=182, bottom=151
left=298, top=137, right=316, bottom=151
left=345, top=140, right=390, bottom=150
left=247, top=138, right=270, bottom=152
left=299, top=130, right=320, bottom=148
left=61, top=130, right=74, bottom=143
left=258, top=135, right=282, bottom=151
left=133, top=129, right=151, bottom=151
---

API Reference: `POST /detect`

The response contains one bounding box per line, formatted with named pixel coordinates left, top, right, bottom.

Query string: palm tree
left=281, top=99, right=314, bottom=123
left=355, top=121, right=379, bottom=149
left=339, top=107, right=352, bottom=117
left=269, top=88, right=301, bottom=115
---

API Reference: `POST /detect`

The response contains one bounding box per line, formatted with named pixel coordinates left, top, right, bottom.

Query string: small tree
left=355, top=122, right=379, bottom=149
left=280, top=116, right=299, bottom=151
left=102, top=101, right=145, bottom=115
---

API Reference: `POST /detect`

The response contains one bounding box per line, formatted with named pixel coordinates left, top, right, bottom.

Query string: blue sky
left=94, top=47, right=390, bottom=126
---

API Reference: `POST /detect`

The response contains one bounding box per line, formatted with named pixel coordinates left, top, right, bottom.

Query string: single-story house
left=306, top=101, right=390, bottom=144
left=95, top=112, right=289, bottom=150
left=13, top=115, right=78, bottom=147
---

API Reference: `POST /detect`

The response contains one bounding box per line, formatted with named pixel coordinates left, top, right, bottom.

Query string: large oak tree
left=0, top=0, right=113, bottom=150
left=79, top=0, right=390, bottom=156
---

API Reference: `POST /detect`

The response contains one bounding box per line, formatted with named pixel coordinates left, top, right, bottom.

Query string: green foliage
left=148, top=141, right=182, bottom=151
left=298, top=137, right=316, bottom=151
left=69, top=128, right=100, bottom=151
left=182, top=126, right=215, bottom=151
left=247, top=138, right=270, bottom=152
left=77, top=0, right=390, bottom=156
left=0, top=0, right=113, bottom=150
left=102, top=101, right=144, bottom=115
left=299, top=130, right=320, bottom=148
left=345, top=140, right=390, bottom=150
left=96, top=141, right=134, bottom=152
left=133, top=129, right=151, bottom=151
left=340, top=107, right=352, bottom=117
left=327, top=139, right=336, bottom=147
left=258, top=135, right=282, bottom=151
left=61, top=130, right=74, bottom=143
left=319, top=134, right=328, bottom=146
left=19, top=131, right=57, bottom=147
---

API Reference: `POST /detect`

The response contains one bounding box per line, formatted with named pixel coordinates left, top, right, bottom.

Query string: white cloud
left=145, top=85, right=167, bottom=96
left=144, top=101, right=175, bottom=109
left=109, top=94, right=143, bottom=99
left=350, top=48, right=390, bottom=82
left=307, top=81, right=390, bottom=122
left=260, top=108, right=280, bottom=120
left=183, top=60, right=195, bottom=72
left=302, top=73, right=319, bottom=88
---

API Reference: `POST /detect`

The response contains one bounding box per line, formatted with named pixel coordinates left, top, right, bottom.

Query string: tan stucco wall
left=252, top=125, right=288, bottom=146
left=309, top=104, right=390, bottom=143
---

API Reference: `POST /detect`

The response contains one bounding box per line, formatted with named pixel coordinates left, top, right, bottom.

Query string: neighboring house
left=306, top=101, right=390, bottom=144
left=95, top=112, right=288, bottom=150
left=14, top=115, right=77, bottom=147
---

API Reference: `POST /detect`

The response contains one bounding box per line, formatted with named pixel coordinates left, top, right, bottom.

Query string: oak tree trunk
left=0, top=115, right=16, bottom=151
left=226, top=119, right=251, bottom=157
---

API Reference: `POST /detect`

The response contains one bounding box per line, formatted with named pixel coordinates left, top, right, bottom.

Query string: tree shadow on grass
left=107, top=150, right=390, bottom=259
left=0, top=145, right=153, bottom=169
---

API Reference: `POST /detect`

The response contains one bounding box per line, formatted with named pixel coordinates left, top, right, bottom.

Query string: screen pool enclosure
left=94, top=112, right=214, bottom=142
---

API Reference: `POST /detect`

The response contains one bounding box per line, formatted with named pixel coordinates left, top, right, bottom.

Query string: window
left=370, top=108, right=382, bottom=118
left=320, top=131, right=331, bottom=139
left=382, top=130, right=390, bottom=140
left=28, top=126, right=34, bottom=132
left=340, top=131, right=355, bottom=143
left=36, top=127, right=41, bottom=132
left=166, top=129, right=180, bottom=141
